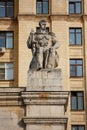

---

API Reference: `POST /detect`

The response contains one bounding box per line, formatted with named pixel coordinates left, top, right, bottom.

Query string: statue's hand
left=49, top=47, right=54, bottom=53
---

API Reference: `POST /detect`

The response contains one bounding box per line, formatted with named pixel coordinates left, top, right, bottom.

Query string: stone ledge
left=0, top=87, right=25, bottom=106
left=23, top=117, right=68, bottom=124
left=21, top=91, right=69, bottom=111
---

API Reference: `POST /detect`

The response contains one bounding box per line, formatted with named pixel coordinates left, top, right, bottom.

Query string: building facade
left=0, top=0, right=87, bottom=130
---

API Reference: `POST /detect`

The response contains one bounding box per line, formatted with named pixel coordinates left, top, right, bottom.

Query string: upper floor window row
left=0, top=0, right=14, bottom=18
left=69, top=0, right=82, bottom=14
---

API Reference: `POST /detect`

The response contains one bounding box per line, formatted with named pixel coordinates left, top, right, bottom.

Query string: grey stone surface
left=0, top=109, right=24, bottom=130
left=27, top=20, right=60, bottom=70
left=27, top=68, right=63, bottom=91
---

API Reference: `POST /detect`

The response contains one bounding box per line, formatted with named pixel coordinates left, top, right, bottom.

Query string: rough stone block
left=27, top=69, right=63, bottom=91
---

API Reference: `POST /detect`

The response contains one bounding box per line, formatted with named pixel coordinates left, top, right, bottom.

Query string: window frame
left=69, top=28, right=82, bottom=46
left=70, top=59, right=83, bottom=77
left=0, top=62, right=14, bottom=81
left=36, top=0, right=49, bottom=14
left=69, top=0, right=82, bottom=14
left=36, top=27, right=49, bottom=33
left=72, top=125, right=85, bottom=130
left=0, top=0, right=14, bottom=18
left=0, top=31, right=14, bottom=49
left=71, top=91, right=84, bottom=111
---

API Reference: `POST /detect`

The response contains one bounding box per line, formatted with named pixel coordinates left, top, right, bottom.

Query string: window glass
left=43, top=2, right=48, bottom=14
left=76, top=3, right=81, bottom=13
left=37, top=2, right=42, bottom=14
left=69, top=28, right=82, bottom=45
left=71, top=92, right=84, bottom=110
left=78, top=97, right=84, bottom=110
left=72, top=97, right=77, bottom=109
left=70, top=33, right=75, bottom=45
left=79, top=126, right=85, bottom=130
left=0, top=33, right=5, bottom=48
left=6, top=33, right=13, bottom=48
left=0, top=32, right=13, bottom=48
left=77, top=66, right=82, bottom=76
left=0, top=63, right=13, bottom=80
left=36, top=0, right=49, bottom=14
left=70, top=66, right=76, bottom=76
left=72, top=126, right=77, bottom=130
left=70, top=4, right=74, bottom=14
left=77, top=60, right=82, bottom=64
left=0, top=2, right=5, bottom=17
left=69, top=0, right=82, bottom=14
left=0, top=0, right=14, bottom=17
left=5, top=63, right=13, bottom=80
left=76, top=33, right=81, bottom=44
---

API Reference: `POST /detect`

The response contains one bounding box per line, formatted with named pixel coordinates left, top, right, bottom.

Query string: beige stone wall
left=0, top=0, right=87, bottom=130
left=51, top=0, right=68, bottom=14
left=0, top=20, right=18, bottom=87
left=19, top=0, right=35, bottom=14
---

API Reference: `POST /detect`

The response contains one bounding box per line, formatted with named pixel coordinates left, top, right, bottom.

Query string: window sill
left=70, top=77, right=83, bottom=78
left=69, top=45, right=82, bottom=47
left=0, top=17, right=16, bottom=21
left=36, top=14, right=50, bottom=17
left=0, top=80, right=14, bottom=82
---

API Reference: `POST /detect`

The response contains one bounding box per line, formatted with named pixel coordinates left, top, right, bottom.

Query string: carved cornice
left=0, top=87, right=25, bottom=106
left=21, top=91, right=69, bottom=111
left=23, top=117, right=68, bottom=125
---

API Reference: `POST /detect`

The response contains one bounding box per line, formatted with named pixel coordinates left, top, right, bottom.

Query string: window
left=36, top=27, right=49, bottom=32
left=71, top=92, right=84, bottom=110
left=0, top=32, right=14, bottom=48
left=69, top=28, right=82, bottom=45
left=0, top=63, right=14, bottom=80
left=36, top=0, right=49, bottom=14
left=0, top=0, right=14, bottom=17
left=69, top=0, right=82, bottom=14
left=70, top=59, right=83, bottom=77
left=72, top=125, right=85, bottom=130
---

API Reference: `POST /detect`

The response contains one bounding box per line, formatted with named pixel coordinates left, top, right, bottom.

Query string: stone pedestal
left=27, top=69, right=62, bottom=91
left=22, top=69, right=69, bottom=130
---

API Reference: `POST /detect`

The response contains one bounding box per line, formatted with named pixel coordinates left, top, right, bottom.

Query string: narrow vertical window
left=69, top=28, right=82, bottom=45
left=36, top=0, right=49, bottom=14
left=0, top=0, right=14, bottom=17
left=69, top=0, right=82, bottom=14
left=0, top=32, right=14, bottom=49
left=70, top=59, right=83, bottom=77
left=0, top=63, right=14, bottom=80
left=71, top=92, right=84, bottom=110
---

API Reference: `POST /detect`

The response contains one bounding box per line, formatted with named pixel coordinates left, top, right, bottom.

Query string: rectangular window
left=69, top=0, right=82, bottom=14
left=36, top=0, right=49, bottom=14
left=0, top=63, right=14, bottom=80
left=72, top=125, right=85, bottom=130
left=36, top=27, right=49, bottom=33
left=71, top=92, right=84, bottom=110
left=0, top=32, right=14, bottom=48
left=70, top=59, right=83, bottom=77
left=69, top=28, right=82, bottom=45
left=0, top=0, right=14, bottom=17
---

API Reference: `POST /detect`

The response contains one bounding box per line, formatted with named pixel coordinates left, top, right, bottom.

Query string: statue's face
left=40, top=22, right=46, bottom=30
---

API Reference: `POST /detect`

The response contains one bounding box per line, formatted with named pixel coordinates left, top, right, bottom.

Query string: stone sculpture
left=27, top=20, right=60, bottom=70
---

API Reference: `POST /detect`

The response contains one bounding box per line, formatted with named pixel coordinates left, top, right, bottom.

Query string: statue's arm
left=27, top=33, right=32, bottom=49
left=52, top=36, right=60, bottom=49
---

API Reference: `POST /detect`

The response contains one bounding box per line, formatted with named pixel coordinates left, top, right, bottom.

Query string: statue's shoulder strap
left=48, top=32, right=55, bottom=36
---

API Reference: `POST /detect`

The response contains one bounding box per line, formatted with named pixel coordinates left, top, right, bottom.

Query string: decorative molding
left=0, top=87, right=25, bottom=106
left=21, top=91, right=69, bottom=111
left=23, top=117, right=68, bottom=125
